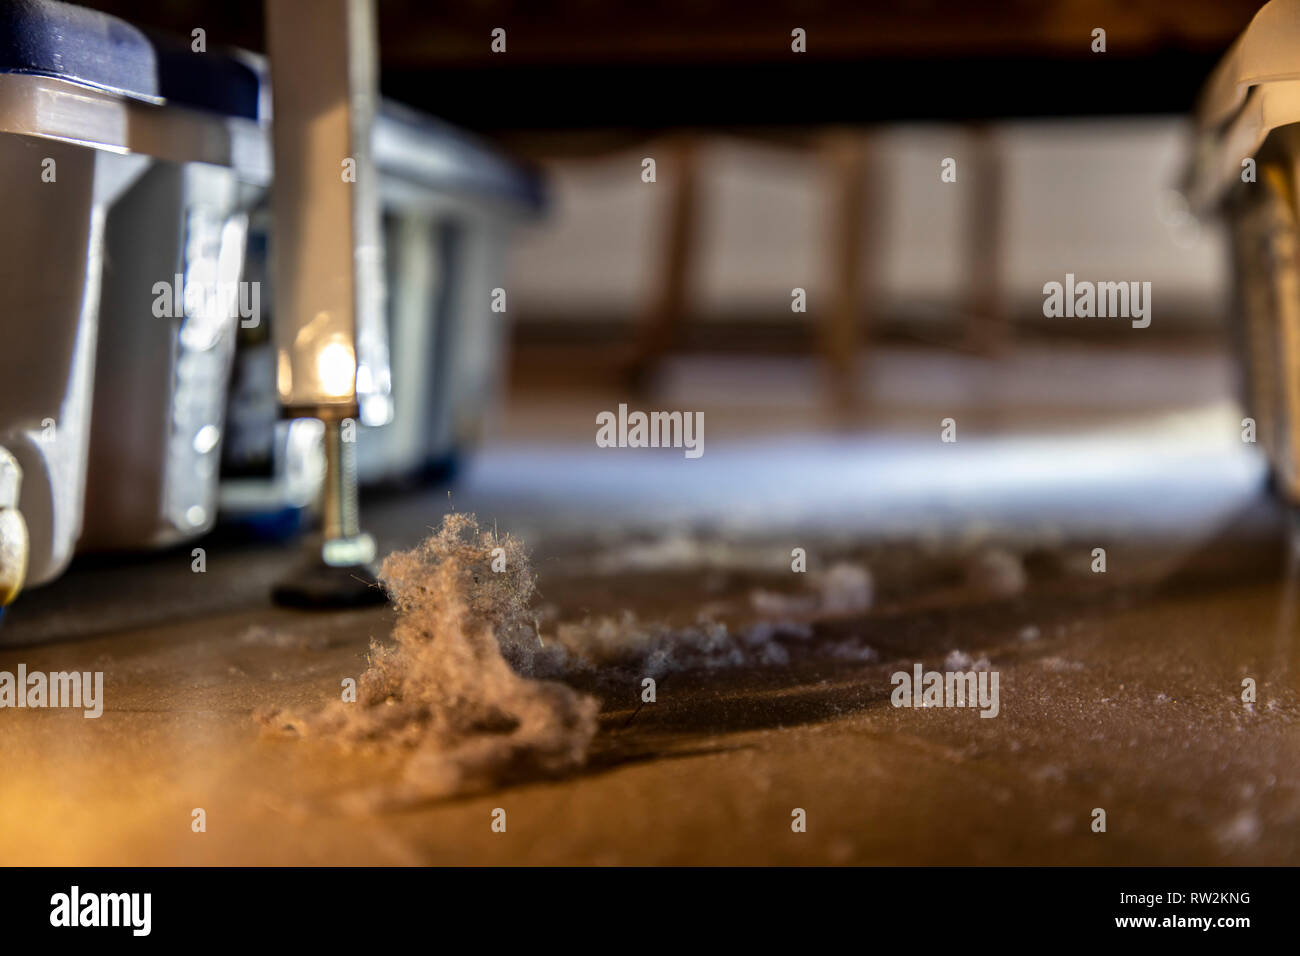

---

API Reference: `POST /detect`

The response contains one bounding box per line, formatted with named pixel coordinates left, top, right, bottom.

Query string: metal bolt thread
left=321, top=418, right=361, bottom=542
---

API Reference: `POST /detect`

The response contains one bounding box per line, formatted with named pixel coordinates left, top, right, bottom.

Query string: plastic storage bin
left=0, top=0, right=267, bottom=587
left=1190, top=0, right=1300, bottom=500
left=219, top=101, right=545, bottom=523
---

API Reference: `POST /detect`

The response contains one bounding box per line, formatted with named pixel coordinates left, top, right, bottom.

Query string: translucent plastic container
left=0, top=0, right=266, bottom=589
left=218, top=102, right=545, bottom=528
left=1190, top=0, right=1300, bottom=500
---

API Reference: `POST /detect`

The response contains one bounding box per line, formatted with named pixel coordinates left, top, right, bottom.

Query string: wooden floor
left=1, top=532, right=1297, bottom=865
left=1, top=345, right=1296, bottom=865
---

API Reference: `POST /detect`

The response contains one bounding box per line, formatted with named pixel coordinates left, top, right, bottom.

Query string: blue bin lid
left=0, top=0, right=260, bottom=120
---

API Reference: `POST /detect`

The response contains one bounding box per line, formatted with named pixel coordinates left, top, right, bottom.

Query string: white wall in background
left=999, top=117, right=1225, bottom=315
left=506, top=118, right=1228, bottom=326
left=689, top=138, right=823, bottom=319
left=872, top=125, right=968, bottom=312
left=508, top=150, right=664, bottom=318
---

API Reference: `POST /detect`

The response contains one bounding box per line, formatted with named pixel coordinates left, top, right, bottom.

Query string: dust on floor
left=0, top=520, right=1296, bottom=864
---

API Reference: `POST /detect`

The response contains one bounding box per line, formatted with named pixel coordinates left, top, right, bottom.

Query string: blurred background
left=70, top=4, right=1243, bottom=412
left=0, top=0, right=1268, bottom=611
